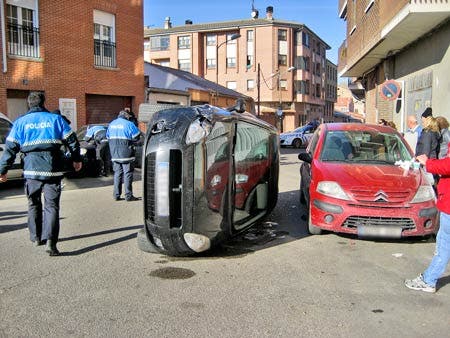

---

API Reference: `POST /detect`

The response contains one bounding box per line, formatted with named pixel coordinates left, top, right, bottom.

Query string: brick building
left=324, top=59, right=337, bottom=123
left=144, top=6, right=333, bottom=132
left=0, top=0, right=144, bottom=131
left=338, top=0, right=450, bottom=132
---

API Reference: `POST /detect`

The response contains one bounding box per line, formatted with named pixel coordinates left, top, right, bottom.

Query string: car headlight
left=185, top=119, right=212, bottom=145
left=410, top=185, right=435, bottom=203
left=316, top=181, right=350, bottom=200
left=210, top=175, right=221, bottom=187
left=235, top=174, right=248, bottom=183
left=80, top=148, right=87, bottom=156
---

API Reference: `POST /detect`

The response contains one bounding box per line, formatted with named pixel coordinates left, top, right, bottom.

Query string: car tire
left=308, top=206, right=323, bottom=235
left=137, top=228, right=160, bottom=253
left=292, top=138, right=302, bottom=148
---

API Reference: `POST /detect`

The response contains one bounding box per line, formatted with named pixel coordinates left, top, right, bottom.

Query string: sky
left=143, top=0, right=346, bottom=65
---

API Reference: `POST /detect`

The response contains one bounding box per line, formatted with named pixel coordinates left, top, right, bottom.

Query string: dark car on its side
left=138, top=103, right=279, bottom=256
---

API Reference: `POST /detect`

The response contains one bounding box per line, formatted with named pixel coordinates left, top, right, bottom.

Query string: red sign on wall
left=380, top=80, right=401, bottom=101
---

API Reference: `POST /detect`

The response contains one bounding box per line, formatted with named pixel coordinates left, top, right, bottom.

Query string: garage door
left=86, top=94, right=132, bottom=124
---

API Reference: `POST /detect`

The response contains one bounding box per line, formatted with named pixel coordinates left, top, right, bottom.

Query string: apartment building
left=0, top=0, right=144, bottom=130
left=144, top=6, right=332, bottom=132
left=338, top=0, right=450, bottom=131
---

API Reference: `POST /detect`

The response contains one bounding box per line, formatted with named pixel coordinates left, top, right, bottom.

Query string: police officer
left=107, top=110, right=141, bottom=201
left=85, top=125, right=110, bottom=176
left=0, top=92, right=82, bottom=256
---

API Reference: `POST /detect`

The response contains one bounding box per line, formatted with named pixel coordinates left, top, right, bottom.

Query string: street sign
left=380, top=80, right=401, bottom=101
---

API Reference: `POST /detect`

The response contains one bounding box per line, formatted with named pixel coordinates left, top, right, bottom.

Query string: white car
left=0, top=113, right=23, bottom=181
left=279, top=124, right=316, bottom=148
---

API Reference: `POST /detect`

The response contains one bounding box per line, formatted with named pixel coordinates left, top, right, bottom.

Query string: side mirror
left=298, top=152, right=312, bottom=164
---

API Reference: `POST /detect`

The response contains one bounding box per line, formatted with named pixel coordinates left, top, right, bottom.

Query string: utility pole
left=257, top=63, right=261, bottom=116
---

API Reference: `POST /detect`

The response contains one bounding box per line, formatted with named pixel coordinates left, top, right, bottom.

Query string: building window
left=315, top=63, right=321, bottom=76
left=206, top=34, right=216, bottom=46
left=226, top=33, right=238, bottom=69
left=247, top=79, right=255, bottom=90
left=296, top=56, right=310, bottom=71
left=278, top=55, right=287, bottom=67
left=6, top=3, right=39, bottom=58
left=302, top=32, right=309, bottom=48
left=178, top=35, right=191, bottom=49
left=227, top=81, right=237, bottom=90
left=280, top=79, right=287, bottom=90
left=295, top=80, right=310, bottom=95
left=207, top=58, right=216, bottom=69
left=278, top=29, right=287, bottom=41
left=178, top=59, right=191, bottom=71
left=316, top=84, right=321, bottom=97
left=150, top=35, right=169, bottom=51
left=94, top=10, right=116, bottom=68
left=247, top=30, right=254, bottom=69
left=247, top=30, right=254, bottom=42
left=227, top=57, right=237, bottom=68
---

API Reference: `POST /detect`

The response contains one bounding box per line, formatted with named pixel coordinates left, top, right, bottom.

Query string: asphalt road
left=0, top=148, right=449, bottom=337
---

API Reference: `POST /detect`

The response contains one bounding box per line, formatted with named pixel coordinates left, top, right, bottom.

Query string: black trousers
left=25, top=178, right=62, bottom=243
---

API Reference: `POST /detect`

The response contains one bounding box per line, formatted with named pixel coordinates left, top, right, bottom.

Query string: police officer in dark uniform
left=84, top=125, right=110, bottom=176
left=107, top=110, right=141, bottom=201
left=0, top=92, right=82, bottom=256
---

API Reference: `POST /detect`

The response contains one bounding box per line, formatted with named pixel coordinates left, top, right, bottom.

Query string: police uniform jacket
left=85, top=125, right=107, bottom=145
left=0, top=107, right=81, bottom=180
left=106, top=117, right=140, bottom=163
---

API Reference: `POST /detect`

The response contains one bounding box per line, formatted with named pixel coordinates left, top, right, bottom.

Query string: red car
left=206, top=140, right=271, bottom=212
left=298, top=123, right=438, bottom=238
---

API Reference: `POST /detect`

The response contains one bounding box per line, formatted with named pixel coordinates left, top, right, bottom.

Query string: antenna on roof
left=251, top=0, right=259, bottom=19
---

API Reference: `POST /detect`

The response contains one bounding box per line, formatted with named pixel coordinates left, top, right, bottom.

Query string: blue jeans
left=112, top=161, right=134, bottom=199
left=423, top=212, right=450, bottom=287
left=25, top=178, right=62, bottom=242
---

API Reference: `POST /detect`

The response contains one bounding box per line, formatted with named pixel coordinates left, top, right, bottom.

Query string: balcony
left=94, top=39, right=117, bottom=68
left=339, top=1, right=450, bottom=77
left=7, top=23, right=40, bottom=58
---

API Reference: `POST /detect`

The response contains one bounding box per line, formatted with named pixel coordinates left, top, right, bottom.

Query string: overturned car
left=138, top=103, right=279, bottom=256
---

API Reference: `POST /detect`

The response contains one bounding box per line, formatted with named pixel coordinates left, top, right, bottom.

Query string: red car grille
left=349, top=188, right=410, bottom=203
left=343, top=216, right=415, bottom=230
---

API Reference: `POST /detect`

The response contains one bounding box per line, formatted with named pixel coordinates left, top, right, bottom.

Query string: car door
left=300, top=127, right=321, bottom=204
left=0, top=114, right=22, bottom=180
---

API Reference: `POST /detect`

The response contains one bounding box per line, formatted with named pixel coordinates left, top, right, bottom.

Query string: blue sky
left=143, top=0, right=346, bottom=64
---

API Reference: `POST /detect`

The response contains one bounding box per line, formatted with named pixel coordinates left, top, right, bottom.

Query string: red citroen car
left=298, top=123, right=438, bottom=238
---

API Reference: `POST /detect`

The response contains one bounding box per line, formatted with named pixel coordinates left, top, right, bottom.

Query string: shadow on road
left=59, top=225, right=142, bottom=256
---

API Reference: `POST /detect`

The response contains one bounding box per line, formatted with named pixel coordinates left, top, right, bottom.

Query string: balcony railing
left=94, top=39, right=116, bottom=68
left=7, top=23, right=40, bottom=58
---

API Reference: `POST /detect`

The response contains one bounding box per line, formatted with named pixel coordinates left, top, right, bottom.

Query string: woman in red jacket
left=405, top=150, right=450, bottom=293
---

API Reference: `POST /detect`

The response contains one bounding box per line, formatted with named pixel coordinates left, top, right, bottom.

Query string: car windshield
left=320, top=130, right=412, bottom=164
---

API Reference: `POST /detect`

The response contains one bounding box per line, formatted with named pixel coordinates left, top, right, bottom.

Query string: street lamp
left=215, top=33, right=241, bottom=105
left=274, top=66, right=296, bottom=132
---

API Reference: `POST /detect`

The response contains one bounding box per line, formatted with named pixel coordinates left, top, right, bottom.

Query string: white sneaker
left=404, top=274, right=436, bottom=293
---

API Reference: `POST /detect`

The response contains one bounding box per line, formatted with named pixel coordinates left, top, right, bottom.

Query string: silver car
left=0, top=113, right=23, bottom=181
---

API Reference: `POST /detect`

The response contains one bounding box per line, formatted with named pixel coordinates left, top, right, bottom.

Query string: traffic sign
left=380, top=80, right=401, bottom=101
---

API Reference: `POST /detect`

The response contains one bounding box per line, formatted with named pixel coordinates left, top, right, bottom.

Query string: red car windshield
left=320, top=130, right=412, bottom=164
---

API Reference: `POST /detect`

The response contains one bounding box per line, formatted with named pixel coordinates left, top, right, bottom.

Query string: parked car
left=298, top=123, right=438, bottom=238
left=279, top=122, right=317, bottom=148
left=138, top=102, right=279, bottom=256
left=0, top=113, right=22, bottom=181
left=66, top=124, right=144, bottom=177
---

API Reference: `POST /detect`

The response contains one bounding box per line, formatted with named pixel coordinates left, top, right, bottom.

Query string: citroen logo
left=374, top=190, right=388, bottom=202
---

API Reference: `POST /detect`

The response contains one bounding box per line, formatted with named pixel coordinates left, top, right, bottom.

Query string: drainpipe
left=0, top=0, right=7, bottom=73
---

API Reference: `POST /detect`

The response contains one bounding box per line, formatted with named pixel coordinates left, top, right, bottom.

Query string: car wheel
left=137, top=228, right=160, bottom=253
left=308, top=206, right=323, bottom=235
left=292, top=138, right=302, bottom=148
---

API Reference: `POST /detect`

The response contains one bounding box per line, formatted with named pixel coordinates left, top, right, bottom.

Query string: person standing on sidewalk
left=0, top=92, right=82, bottom=256
left=107, top=110, right=141, bottom=201
left=405, top=150, right=450, bottom=293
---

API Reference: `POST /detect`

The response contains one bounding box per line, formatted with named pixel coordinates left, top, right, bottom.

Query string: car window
left=0, top=118, right=12, bottom=144
left=320, top=130, right=412, bottom=163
